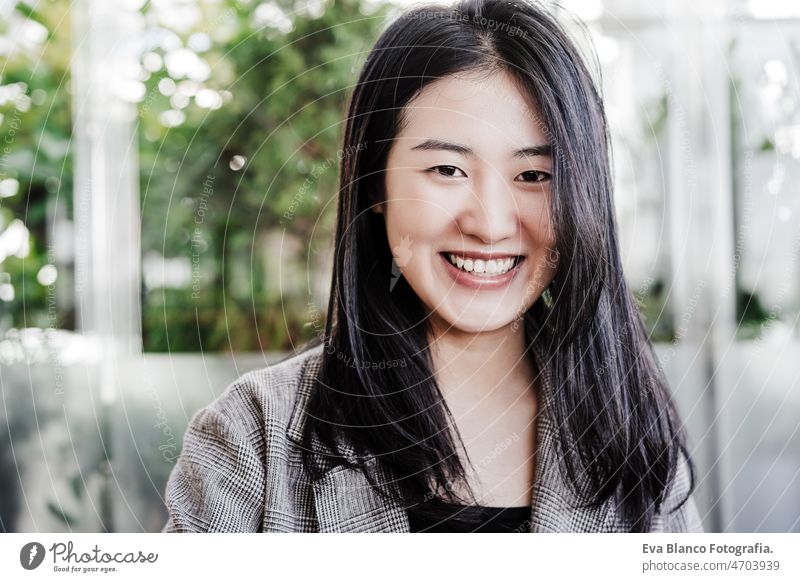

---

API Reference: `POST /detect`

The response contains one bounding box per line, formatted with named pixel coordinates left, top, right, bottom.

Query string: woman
left=163, top=0, right=703, bottom=533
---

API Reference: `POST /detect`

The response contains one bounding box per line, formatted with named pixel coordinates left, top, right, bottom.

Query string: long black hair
left=301, top=0, right=694, bottom=531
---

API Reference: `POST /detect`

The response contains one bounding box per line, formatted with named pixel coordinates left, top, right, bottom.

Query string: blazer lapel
left=287, top=346, right=410, bottom=532
left=311, top=462, right=411, bottom=533
left=526, top=345, right=613, bottom=532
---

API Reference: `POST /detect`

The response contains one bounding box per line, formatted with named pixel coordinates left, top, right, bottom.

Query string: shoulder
left=597, top=447, right=704, bottom=533
left=162, top=343, right=323, bottom=532
left=198, top=342, right=324, bottom=437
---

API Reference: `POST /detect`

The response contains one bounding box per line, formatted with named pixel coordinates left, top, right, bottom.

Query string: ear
left=370, top=195, right=385, bottom=214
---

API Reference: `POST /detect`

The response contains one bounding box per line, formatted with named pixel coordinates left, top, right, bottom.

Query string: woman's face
left=378, top=69, right=559, bottom=334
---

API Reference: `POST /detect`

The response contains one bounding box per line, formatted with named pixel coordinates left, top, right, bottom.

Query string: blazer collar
left=285, top=343, right=597, bottom=532
left=286, top=345, right=407, bottom=531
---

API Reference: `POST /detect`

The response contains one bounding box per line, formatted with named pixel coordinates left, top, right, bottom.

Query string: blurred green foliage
left=137, top=0, right=389, bottom=351
left=0, top=1, right=73, bottom=331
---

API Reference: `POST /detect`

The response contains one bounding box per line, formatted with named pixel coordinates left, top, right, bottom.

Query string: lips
left=443, top=252, right=522, bottom=276
left=440, top=250, right=523, bottom=261
left=438, top=252, right=525, bottom=290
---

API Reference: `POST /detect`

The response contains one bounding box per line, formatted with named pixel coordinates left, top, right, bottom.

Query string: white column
left=71, top=0, right=142, bottom=378
left=70, top=0, right=143, bottom=531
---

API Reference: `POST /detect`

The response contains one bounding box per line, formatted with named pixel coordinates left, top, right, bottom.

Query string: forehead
left=397, top=69, right=549, bottom=147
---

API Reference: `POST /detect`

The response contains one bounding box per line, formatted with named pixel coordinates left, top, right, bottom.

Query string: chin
left=435, top=308, right=518, bottom=335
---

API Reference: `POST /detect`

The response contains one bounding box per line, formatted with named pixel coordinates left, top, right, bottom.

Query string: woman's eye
left=516, top=170, right=551, bottom=183
left=428, top=165, right=466, bottom=178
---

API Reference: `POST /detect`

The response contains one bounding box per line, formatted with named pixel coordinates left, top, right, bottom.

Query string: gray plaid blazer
left=162, top=343, right=704, bottom=532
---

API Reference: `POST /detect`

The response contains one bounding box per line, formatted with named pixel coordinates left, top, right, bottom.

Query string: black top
left=407, top=501, right=531, bottom=533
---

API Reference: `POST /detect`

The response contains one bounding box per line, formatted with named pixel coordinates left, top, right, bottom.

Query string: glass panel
left=724, top=19, right=800, bottom=532
left=595, top=24, right=676, bottom=341
left=730, top=21, right=800, bottom=340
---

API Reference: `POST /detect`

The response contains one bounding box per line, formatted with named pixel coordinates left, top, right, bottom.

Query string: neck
left=427, top=319, right=535, bottom=404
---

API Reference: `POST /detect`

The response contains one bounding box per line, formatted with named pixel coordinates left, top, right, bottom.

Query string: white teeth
left=446, top=253, right=519, bottom=276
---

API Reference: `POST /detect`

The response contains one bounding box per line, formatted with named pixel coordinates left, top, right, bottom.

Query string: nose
left=455, top=173, right=519, bottom=245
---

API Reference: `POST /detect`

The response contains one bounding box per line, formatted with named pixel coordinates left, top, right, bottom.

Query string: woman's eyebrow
left=410, top=139, right=474, bottom=156
left=513, top=144, right=552, bottom=159
left=410, top=138, right=552, bottom=159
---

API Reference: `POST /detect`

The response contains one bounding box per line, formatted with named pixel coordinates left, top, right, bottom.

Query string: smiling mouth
left=440, top=252, right=525, bottom=277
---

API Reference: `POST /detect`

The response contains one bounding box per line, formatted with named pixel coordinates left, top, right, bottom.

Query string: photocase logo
left=20, top=542, right=46, bottom=570
left=390, top=234, right=413, bottom=292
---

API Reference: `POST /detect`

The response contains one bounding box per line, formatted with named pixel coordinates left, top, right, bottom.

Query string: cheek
left=383, top=176, right=453, bottom=248
left=521, top=202, right=558, bottom=286
left=520, top=196, right=555, bottom=246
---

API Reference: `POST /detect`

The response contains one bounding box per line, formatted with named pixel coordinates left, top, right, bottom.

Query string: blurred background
left=0, top=0, right=798, bottom=532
